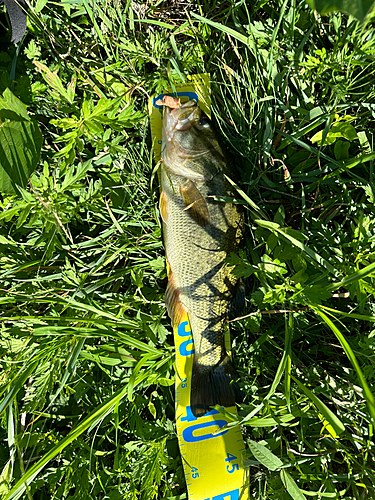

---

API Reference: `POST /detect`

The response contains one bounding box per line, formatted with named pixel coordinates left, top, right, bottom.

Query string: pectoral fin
left=180, top=180, right=210, bottom=227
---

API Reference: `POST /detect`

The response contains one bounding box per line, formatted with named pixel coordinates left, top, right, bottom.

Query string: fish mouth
left=163, top=99, right=200, bottom=138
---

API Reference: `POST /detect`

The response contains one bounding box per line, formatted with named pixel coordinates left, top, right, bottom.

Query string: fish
left=160, top=97, right=244, bottom=417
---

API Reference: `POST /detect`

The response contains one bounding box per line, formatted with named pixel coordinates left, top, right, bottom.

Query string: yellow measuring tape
left=174, top=314, right=248, bottom=500
left=149, top=75, right=248, bottom=500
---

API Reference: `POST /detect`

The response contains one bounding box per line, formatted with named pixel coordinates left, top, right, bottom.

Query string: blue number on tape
left=225, top=453, right=238, bottom=463
left=153, top=92, right=199, bottom=109
left=182, top=420, right=228, bottom=443
left=226, top=463, right=239, bottom=474
left=178, top=321, right=191, bottom=337
left=203, top=489, right=240, bottom=500
left=179, top=338, right=194, bottom=356
left=177, top=321, right=194, bottom=356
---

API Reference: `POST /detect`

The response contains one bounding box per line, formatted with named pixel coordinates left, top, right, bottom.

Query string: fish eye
left=199, top=117, right=210, bottom=127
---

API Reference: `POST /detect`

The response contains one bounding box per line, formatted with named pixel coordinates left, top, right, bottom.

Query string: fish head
left=162, top=99, right=224, bottom=179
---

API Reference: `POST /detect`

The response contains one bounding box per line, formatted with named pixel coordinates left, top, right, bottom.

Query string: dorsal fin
left=180, top=179, right=210, bottom=227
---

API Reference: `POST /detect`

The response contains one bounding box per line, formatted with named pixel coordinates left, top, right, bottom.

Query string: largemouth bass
left=160, top=97, right=243, bottom=417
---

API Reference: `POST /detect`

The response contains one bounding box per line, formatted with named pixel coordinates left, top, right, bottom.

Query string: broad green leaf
left=89, top=96, right=122, bottom=118
left=34, top=0, right=48, bottom=12
left=292, top=376, right=345, bottom=435
left=0, top=120, right=42, bottom=194
left=307, top=0, right=374, bottom=22
left=311, top=122, right=358, bottom=145
left=280, top=469, right=307, bottom=500
left=334, top=140, right=350, bottom=160
left=303, top=285, right=331, bottom=304
left=330, top=121, right=358, bottom=141
left=0, top=88, right=29, bottom=121
left=248, top=439, right=283, bottom=470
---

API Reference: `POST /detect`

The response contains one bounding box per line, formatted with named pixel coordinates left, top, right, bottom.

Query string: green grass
left=1, top=0, right=375, bottom=498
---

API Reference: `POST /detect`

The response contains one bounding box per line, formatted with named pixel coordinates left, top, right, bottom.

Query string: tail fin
left=190, top=355, right=243, bottom=417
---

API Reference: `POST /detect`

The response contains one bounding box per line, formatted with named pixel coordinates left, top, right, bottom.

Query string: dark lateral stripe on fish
left=190, top=354, right=243, bottom=417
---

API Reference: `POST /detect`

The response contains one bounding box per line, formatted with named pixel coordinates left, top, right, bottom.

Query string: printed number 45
left=225, top=453, right=239, bottom=474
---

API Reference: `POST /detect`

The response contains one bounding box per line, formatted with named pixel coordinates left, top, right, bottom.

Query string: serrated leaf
left=33, top=61, right=74, bottom=104
left=0, top=460, right=12, bottom=496
left=248, top=439, right=283, bottom=471
left=89, top=97, right=122, bottom=118
left=66, top=75, right=77, bottom=103
left=255, top=219, right=337, bottom=276
left=226, top=251, right=256, bottom=278
left=51, top=118, right=79, bottom=129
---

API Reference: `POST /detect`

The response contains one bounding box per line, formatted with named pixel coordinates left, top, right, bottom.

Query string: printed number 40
left=225, top=453, right=239, bottom=474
